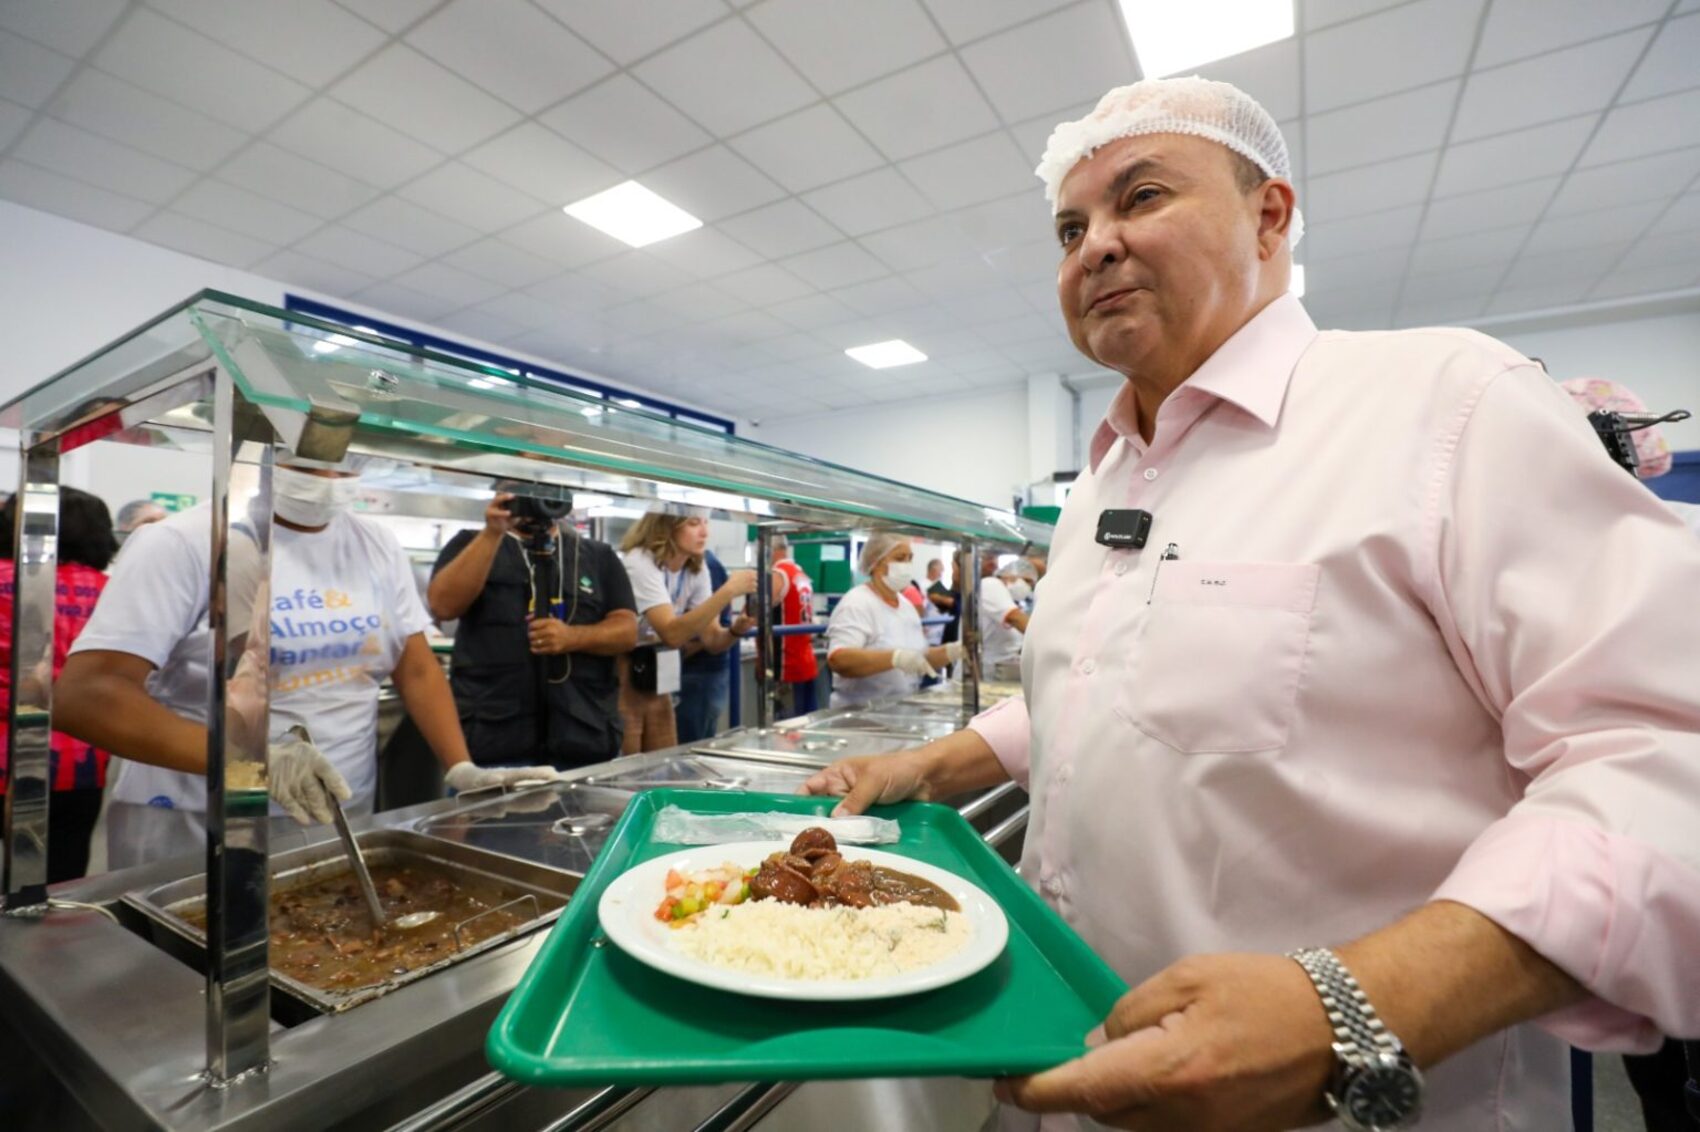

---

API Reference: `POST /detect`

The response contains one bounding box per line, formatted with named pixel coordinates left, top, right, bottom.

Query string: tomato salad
left=653, top=862, right=756, bottom=925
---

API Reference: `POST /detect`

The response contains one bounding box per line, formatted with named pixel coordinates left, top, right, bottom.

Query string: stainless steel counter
left=0, top=714, right=1029, bottom=1132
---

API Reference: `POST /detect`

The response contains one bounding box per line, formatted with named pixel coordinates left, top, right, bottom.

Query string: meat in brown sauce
left=753, top=827, right=958, bottom=912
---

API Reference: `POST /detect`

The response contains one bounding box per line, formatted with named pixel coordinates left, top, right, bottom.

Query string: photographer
left=428, top=488, right=638, bottom=770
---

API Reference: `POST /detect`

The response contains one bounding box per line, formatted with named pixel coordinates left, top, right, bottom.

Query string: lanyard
left=664, top=566, right=688, bottom=606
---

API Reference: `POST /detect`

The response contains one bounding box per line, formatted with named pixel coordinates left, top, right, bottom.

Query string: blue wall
left=1651, top=451, right=1700, bottom=504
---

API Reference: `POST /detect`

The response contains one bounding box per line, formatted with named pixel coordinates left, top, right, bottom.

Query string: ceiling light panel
left=1118, top=0, right=1294, bottom=78
left=846, top=339, right=928, bottom=369
left=563, top=181, right=702, bottom=249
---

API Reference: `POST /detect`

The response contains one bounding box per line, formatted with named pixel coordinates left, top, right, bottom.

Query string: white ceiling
left=2, top=0, right=1699, bottom=422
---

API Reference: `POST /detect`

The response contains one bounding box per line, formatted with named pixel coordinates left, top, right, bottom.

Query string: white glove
left=444, top=761, right=562, bottom=794
left=890, top=648, right=936, bottom=677
left=944, top=641, right=967, bottom=664
left=269, top=735, right=352, bottom=826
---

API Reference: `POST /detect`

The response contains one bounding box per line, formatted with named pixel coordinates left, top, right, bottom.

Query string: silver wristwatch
left=1288, top=947, right=1425, bottom=1131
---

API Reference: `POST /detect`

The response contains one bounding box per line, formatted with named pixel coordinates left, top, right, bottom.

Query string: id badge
left=656, top=648, right=682, bottom=695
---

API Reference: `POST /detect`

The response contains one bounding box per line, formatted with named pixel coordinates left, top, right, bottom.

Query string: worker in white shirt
left=825, top=533, right=963, bottom=708
left=55, top=456, right=559, bottom=869
left=977, top=557, right=1031, bottom=668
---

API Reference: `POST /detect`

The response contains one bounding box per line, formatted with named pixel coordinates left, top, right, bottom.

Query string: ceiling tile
left=174, top=180, right=322, bottom=245
left=540, top=74, right=711, bottom=174
left=0, top=98, right=25, bottom=149
left=0, top=0, right=125, bottom=56
left=860, top=214, right=977, bottom=272
left=442, top=237, right=561, bottom=289
left=646, top=280, right=750, bottom=323
left=718, top=198, right=845, bottom=257
left=899, top=130, right=1032, bottom=209
left=904, top=256, right=1007, bottom=299
left=748, top=0, right=946, bottom=95
left=1614, top=224, right=1700, bottom=271
left=1303, top=152, right=1438, bottom=224
left=332, top=44, right=523, bottom=153
left=146, top=0, right=387, bottom=87
left=133, top=211, right=278, bottom=267
left=252, top=249, right=378, bottom=296
left=779, top=240, right=890, bottom=289
left=94, top=8, right=310, bottom=132
left=1590, top=260, right=1700, bottom=299
left=1474, top=0, right=1669, bottom=68
left=295, top=225, right=426, bottom=277
left=269, top=98, right=443, bottom=190
left=728, top=103, right=885, bottom=193
left=535, top=0, right=728, bottom=66
left=351, top=280, right=460, bottom=323
left=331, top=0, right=439, bottom=34
left=504, top=210, right=634, bottom=269
left=1548, top=148, right=1700, bottom=217
left=803, top=166, right=933, bottom=235
left=0, top=28, right=72, bottom=108
left=12, top=118, right=194, bottom=204
left=1421, top=176, right=1557, bottom=239
left=1295, top=246, right=1406, bottom=290
left=579, top=251, right=679, bottom=299
left=47, top=67, right=246, bottom=171
left=1305, top=0, right=1481, bottom=112
left=1500, top=246, right=1611, bottom=291
left=950, top=190, right=1049, bottom=245
left=218, top=142, right=382, bottom=219
left=405, top=0, right=612, bottom=114
left=1394, top=295, right=1491, bottom=325
left=633, top=19, right=813, bottom=136
left=1621, top=12, right=1700, bottom=102
left=0, top=157, right=155, bottom=230
left=392, top=261, right=506, bottom=307
left=462, top=123, right=620, bottom=207
left=919, top=0, right=1074, bottom=44
left=398, top=161, right=546, bottom=231
left=833, top=55, right=1000, bottom=161
left=1582, top=86, right=1700, bottom=167
left=1486, top=280, right=1591, bottom=314
left=342, top=195, right=480, bottom=257
left=1453, top=29, right=1651, bottom=142
left=1303, top=0, right=1416, bottom=30
left=1009, top=103, right=1092, bottom=167
left=829, top=275, right=928, bottom=317
left=766, top=291, right=858, bottom=331
left=961, top=1, right=1133, bottom=123
left=640, top=144, right=786, bottom=223
left=701, top=308, right=792, bottom=342
left=1432, top=115, right=1594, bottom=197
left=1648, top=192, right=1700, bottom=236
left=1193, top=36, right=1301, bottom=123
left=1408, top=223, right=1531, bottom=274
left=1307, top=82, right=1459, bottom=176
left=471, top=290, right=570, bottom=329
left=641, top=226, right=764, bottom=279
left=1521, top=200, right=1664, bottom=257
left=712, top=263, right=815, bottom=305
left=431, top=305, right=530, bottom=345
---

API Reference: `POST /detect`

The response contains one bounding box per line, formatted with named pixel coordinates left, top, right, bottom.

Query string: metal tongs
left=292, top=724, right=438, bottom=932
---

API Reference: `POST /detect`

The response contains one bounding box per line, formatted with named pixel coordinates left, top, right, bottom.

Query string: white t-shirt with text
left=621, top=549, right=712, bottom=645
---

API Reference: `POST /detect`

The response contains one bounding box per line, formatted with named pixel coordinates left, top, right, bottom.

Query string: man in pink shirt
left=806, top=77, right=1700, bottom=1131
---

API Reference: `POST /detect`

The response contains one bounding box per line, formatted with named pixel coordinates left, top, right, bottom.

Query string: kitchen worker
left=55, top=456, right=561, bottom=869
left=824, top=533, right=962, bottom=709
left=805, top=77, right=1700, bottom=1131
left=978, top=556, right=1030, bottom=668
left=427, top=487, right=638, bottom=770
left=617, top=511, right=756, bottom=753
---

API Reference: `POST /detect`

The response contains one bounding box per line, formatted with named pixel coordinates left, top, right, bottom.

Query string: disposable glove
left=944, top=641, right=967, bottom=664
left=890, top=648, right=936, bottom=677
left=269, top=734, right=352, bottom=825
left=444, top=761, right=562, bottom=794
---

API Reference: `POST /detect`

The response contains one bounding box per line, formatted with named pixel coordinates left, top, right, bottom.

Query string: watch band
left=1287, top=947, right=1405, bottom=1063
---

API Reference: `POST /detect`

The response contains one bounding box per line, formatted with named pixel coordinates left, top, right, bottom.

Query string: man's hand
left=528, top=616, right=579, bottom=654
left=801, top=749, right=935, bottom=816
left=729, top=613, right=756, bottom=636
left=721, top=569, right=759, bottom=599
left=998, top=953, right=1335, bottom=1132
left=484, top=493, right=518, bottom=537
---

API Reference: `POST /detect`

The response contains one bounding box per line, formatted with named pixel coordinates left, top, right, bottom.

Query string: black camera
left=502, top=493, right=572, bottom=527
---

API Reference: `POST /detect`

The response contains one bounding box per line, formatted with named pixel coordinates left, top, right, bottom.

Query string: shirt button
left=1081, top=659, right=1096, bottom=675
left=1143, top=467, right=1159, bottom=481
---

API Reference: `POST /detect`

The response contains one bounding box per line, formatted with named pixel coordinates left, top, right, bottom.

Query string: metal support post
left=204, top=375, right=276, bottom=1082
left=754, top=528, right=775, bottom=728
left=958, top=543, right=981, bottom=718
left=2, top=442, right=60, bottom=912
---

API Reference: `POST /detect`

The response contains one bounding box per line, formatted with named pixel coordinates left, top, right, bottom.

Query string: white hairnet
left=1036, top=76, right=1303, bottom=246
left=998, top=558, right=1038, bottom=582
left=858, top=532, right=909, bottom=577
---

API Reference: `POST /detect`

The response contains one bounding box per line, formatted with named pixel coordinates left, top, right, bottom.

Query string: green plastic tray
left=486, top=788, right=1126, bottom=1086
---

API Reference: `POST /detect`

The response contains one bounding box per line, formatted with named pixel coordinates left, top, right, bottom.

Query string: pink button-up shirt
left=971, top=294, right=1700, bottom=1130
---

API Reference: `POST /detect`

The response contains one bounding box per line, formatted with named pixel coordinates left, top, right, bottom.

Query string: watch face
left=1343, top=1064, right=1422, bottom=1129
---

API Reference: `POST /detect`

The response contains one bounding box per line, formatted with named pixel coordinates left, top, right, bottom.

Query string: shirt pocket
left=1116, top=560, right=1320, bottom=754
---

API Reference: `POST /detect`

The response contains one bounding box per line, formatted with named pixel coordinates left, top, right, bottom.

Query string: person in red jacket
left=771, top=537, right=820, bottom=717
left=0, top=487, right=119, bottom=882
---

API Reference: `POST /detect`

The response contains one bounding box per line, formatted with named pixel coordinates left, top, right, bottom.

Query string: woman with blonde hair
left=617, top=512, right=756, bottom=752
left=825, top=533, right=963, bottom=708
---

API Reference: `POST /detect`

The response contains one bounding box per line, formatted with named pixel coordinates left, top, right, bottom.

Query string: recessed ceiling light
left=563, top=181, right=702, bottom=248
left=1118, top=0, right=1294, bottom=77
left=1289, top=263, right=1305, bottom=297
left=845, top=340, right=928, bottom=369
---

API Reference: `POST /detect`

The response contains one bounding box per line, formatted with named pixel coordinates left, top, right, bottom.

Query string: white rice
left=668, top=900, right=971, bottom=981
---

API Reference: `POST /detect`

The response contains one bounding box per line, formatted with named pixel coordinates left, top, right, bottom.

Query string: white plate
left=597, top=840, right=1009, bottom=1001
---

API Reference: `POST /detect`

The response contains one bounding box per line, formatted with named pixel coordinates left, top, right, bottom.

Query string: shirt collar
left=1088, top=294, right=1320, bottom=471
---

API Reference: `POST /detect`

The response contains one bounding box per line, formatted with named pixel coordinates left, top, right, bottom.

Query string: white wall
left=751, top=385, right=1029, bottom=511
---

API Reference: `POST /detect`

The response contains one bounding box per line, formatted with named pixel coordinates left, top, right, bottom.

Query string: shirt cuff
left=1431, top=811, right=1700, bottom=1052
left=966, top=696, right=1031, bottom=789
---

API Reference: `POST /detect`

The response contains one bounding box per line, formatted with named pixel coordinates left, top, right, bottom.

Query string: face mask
left=882, top=560, right=917, bottom=592
left=1006, top=579, right=1033, bottom=603
left=273, top=466, right=359, bottom=527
